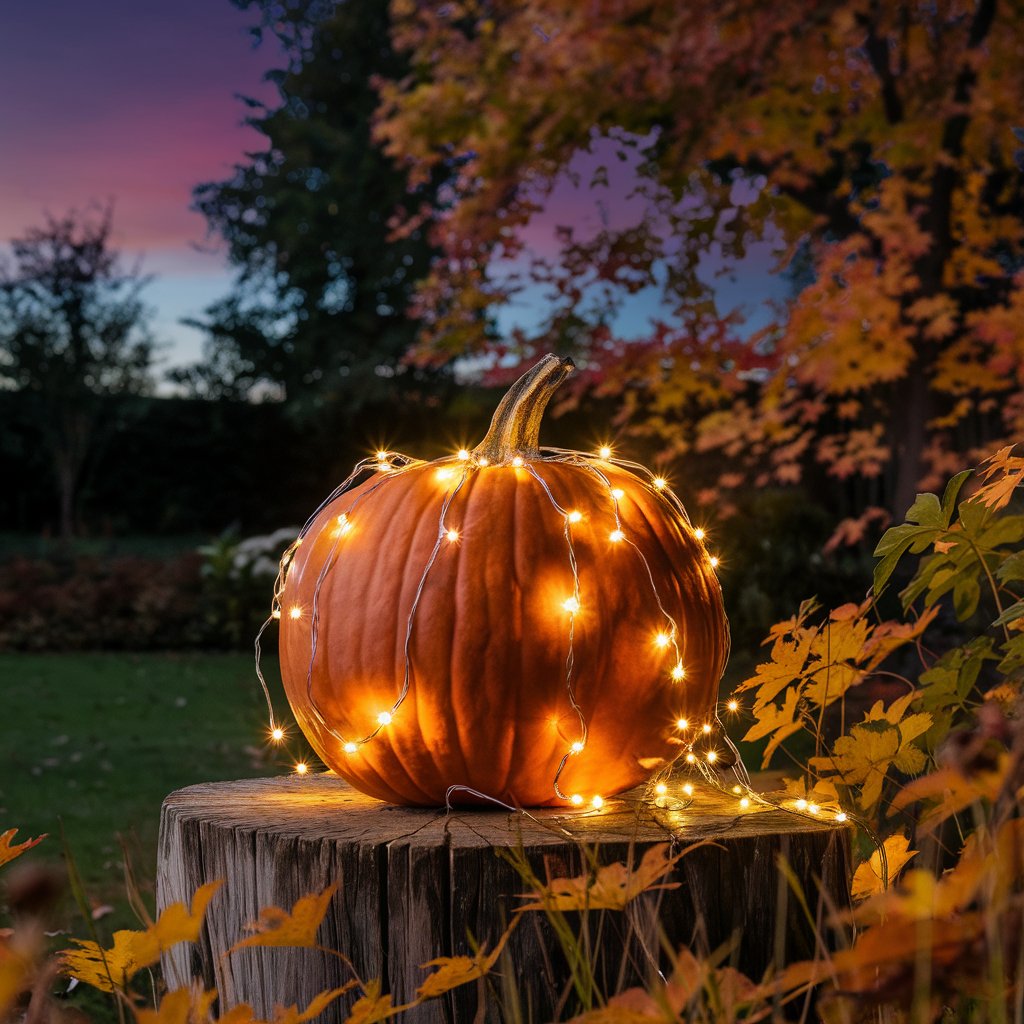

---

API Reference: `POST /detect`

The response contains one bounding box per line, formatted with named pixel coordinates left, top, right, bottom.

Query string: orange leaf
left=136, top=987, right=217, bottom=1024
left=0, top=933, right=36, bottom=1018
left=231, top=885, right=337, bottom=953
left=851, top=834, right=918, bottom=901
left=344, top=980, right=399, bottom=1023
left=973, top=445, right=1024, bottom=510
left=0, top=830, right=46, bottom=869
left=416, top=920, right=515, bottom=1000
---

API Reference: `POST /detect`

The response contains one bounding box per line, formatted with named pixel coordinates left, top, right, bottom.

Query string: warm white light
left=294, top=762, right=308, bottom=775
left=654, top=631, right=671, bottom=649
left=727, top=699, right=739, bottom=713
left=694, top=527, right=705, bottom=541
left=808, top=803, right=820, bottom=815
left=702, top=723, right=712, bottom=735
left=795, top=799, right=808, bottom=811
left=334, top=513, right=352, bottom=536
left=570, top=794, right=584, bottom=806
left=732, top=785, right=742, bottom=794
left=570, top=741, right=584, bottom=754
left=706, top=750, right=718, bottom=763
left=562, top=596, right=580, bottom=613
left=609, top=529, right=625, bottom=543
left=676, top=717, right=689, bottom=730
left=591, top=795, right=604, bottom=810
left=685, top=753, right=696, bottom=764
left=567, top=510, right=583, bottom=523
left=289, top=606, right=302, bottom=620
left=271, top=609, right=281, bottom=620
left=457, top=448, right=470, bottom=461
left=682, top=783, right=694, bottom=796
left=478, top=456, right=490, bottom=466
left=271, top=727, right=284, bottom=742
left=739, top=797, right=751, bottom=809
left=511, top=456, right=524, bottom=467
left=446, top=529, right=460, bottom=543
left=436, top=468, right=454, bottom=481
left=598, top=445, right=612, bottom=459
left=653, top=477, right=667, bottom=490
left=343, top=742, right=358, bottom=754
left=377, top=711, right=393, bottom=726
left=376, top=450, right=388, bottom=462
left=836, top=811, right=848, bottom=823
left=671, top=664, right=686, bottom=681
left=710, top=556, right=720, bottom=568
left=611, top=488, right=625, bottom=500
left=654, top=782, right=668, bottom=795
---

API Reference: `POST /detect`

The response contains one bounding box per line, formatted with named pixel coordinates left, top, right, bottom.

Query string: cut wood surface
left=158, top=773, right=851, bottom=1023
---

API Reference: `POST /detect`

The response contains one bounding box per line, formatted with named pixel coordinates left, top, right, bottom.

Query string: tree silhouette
left=0, top=205, right=156, bottom=538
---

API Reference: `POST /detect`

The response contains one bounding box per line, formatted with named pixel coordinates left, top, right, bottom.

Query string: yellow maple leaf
left=230, top=885, right=337, bottom=953
left=62, top=880, right=222, bottom=992
left=417, top=920, right=515, bottom=1000
left=742, top=688, right=804, bottom=768
left=344, top=980, right=399, bottom=1023
left=136, top=987, right=217, bottom=1024
left=0, top=829, right=46, bottom=869
left=851, top=834, right=918, bottom=900
left=893, top=759, right=1009, bottom=832
left=517, top=844, right=684, bottom=913
left=973, top=445, right=1024, bottom=510
left=218, top=986, right=355, bottom=1024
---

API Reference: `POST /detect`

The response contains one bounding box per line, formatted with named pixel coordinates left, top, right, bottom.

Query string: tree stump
left=157, top=774, right=850, bottom=1023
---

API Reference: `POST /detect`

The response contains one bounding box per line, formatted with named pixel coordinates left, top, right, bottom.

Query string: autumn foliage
left=374, top=0, right=1024, bottom=523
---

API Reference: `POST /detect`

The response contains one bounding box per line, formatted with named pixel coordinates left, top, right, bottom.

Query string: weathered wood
left=157, top=774, right=851, bottom=1023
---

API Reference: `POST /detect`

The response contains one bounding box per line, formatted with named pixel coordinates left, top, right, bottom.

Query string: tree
left=0, top=206, right=156, bottom=538
left=189, top=0, right=449, bottom=417
left=375, top=0, right=1024, bottom=527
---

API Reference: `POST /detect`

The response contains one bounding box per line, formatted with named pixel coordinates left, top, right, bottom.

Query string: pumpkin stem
left=473, top=354, right=575, bottom=463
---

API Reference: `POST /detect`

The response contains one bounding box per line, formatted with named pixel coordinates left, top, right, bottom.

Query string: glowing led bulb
left=376, top=450, right=388, bottom=462
left=706, top=750, right=718, bottom=763
left=289, top=606, right=302, bottom=620
left=436, top=467, right=454, bottom=481
left=682, top=783, right=694, bottom=796
left=271, top=727, right=284, bottom=742
left=598, top=445, right=612, bottom=459
left=808, top=803, right=820, bottom=815
left=606, top=529, right=623, bottom=544
left=727, top=699, right=739, bottom=712
left=710, top=556, right=720, bottom=568
left=694, top=527, right=705, bottom=541
left=739, top=797, right=751, bottom=809
left=685, top=752, right=696, bottom=764
left=271, top=609, right=281, bottom=620
left=343, top=742, right=358, bottom=754
left=702, top=723, right=712, bottom=735
left=731, top=785, right=742, bottom=794
left=334, top=513, right=352, bottom=536
left=654, top=631, right=672, bottom=649
left=570, top=741, right=585, bottom=754
left=567, top=510, right=583, bottom=524
left=511, top=456, right=524, bottom=467
left=671, top=664, right=686, bottom=682
left=795, top=799, right=808, bottom=811
left=570, top=793, right=584, bottom=806
left=590, top=795, right=604, bottom=810
left=676, top=717, right=689, bottom=730
left=836, top=811, right=848, bottom=823
left=611, top=488, right=625, bottom=500
left=478, top=456, right=490, bottom=466
left=446, top=529, right=460, bottom=543
left=457, top=448, right=470, bottom=461
left=294, top=762, right=308, bottom=775
left=562, top=596, right=580, bottom=613
left=377, top=711, right=393, bottom=726
left=653, top=476, right=667, bottom=490
left=654, top=782, right=668, bottom=796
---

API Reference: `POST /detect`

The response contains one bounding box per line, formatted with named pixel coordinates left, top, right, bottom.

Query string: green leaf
left=940, top=470, right=973, bottom=525
left=873, top=522, right=942, bottom=595
left=978, top=516, right=1024, bottom=550
left=953, top=574, right=982, bottom=621
left=993, top=598, right=1024, bottom=627
left=996, top=550, right=1024, bottom=584
left=958, top=499, right=991, bottom=535
left=906, top=492, right=944, bottom=529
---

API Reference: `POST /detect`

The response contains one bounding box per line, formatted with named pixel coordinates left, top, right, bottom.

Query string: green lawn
left=1, top=652, right=300, bottom=928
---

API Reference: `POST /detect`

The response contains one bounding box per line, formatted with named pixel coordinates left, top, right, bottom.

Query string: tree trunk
left=889, top=352, right=933, bottom=519
left=158, top=774, right=851, bottom=1023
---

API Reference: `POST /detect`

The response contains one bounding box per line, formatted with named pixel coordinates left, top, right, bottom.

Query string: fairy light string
left=253, top=440, right=854, bottom=831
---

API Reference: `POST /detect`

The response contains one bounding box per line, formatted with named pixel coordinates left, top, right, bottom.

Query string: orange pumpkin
left=278, top=354, right=729, bottom=807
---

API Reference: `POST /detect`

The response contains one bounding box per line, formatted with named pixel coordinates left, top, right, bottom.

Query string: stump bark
left=157, top=774, right=850, bottom=1023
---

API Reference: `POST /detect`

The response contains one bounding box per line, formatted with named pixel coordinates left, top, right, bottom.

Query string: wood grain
left=158, top=774, right=851, bottom=1023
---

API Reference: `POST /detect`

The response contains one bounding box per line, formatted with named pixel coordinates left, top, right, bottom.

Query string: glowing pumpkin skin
left=279, top=355, right=729, bottom=807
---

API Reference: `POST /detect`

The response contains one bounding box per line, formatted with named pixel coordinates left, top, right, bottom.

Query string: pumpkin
left=278, top=354, right=729, bottom=807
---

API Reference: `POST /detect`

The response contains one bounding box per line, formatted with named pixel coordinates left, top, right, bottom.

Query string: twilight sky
left=0, top=1, right=786, bottom=375
left=0, top=0, right=280, bottom=369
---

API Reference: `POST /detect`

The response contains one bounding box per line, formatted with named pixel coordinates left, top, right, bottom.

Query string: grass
left=1, top=652, right=294, bottom=930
